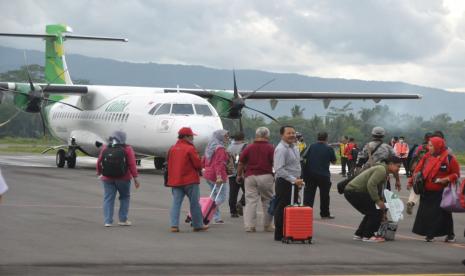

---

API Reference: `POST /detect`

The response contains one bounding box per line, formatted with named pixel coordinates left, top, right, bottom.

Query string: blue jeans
left=170, top=184, right=203, bottom=228
left=207, top=180, right=230, bottom=222
left=102, top=179, right=131, bottom=224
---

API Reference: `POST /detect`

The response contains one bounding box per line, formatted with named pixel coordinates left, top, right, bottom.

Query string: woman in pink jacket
left=202, top=129, right=230, bottom=224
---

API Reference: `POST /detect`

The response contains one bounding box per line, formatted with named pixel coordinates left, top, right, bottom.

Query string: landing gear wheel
left=154, top=157, right=165, bottom=170
left=56, top=149, right=66, bottom=168
left=67, top=151, right=76, bottom=168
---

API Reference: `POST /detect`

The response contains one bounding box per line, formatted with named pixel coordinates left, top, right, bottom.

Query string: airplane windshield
left=172, top=104, right=194, bottom=115
left=194, top=104, right=213, bottom=116
left=148, top=103, right=161, bottom=115
left=154, top=103, right=171, bottom=115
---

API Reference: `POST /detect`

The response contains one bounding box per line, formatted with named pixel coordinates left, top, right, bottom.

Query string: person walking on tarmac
left=97, top=130, right=140, bottom=227
left=356, top=126, right=401, bottom=191
left=302, top=132, right=337, bottom=219
left=227, top=132, right=247, bottom=218
left=344, top=156, right=402, bottom=242
left=166, top=127, right=208, bottom=233
left=394, top=136, right=410, bottom=175
left=344, top=137, right=358, bottom=178
left=296, top=132, right=306, bottom=154
left=273, top=125, right=304, bottom=241
left=339, top=136, right=349, bottom=177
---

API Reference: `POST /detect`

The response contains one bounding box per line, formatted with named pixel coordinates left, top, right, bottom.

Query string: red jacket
left=167, top=139, right=202, bottom=187
left=344, top=143, right=357, bottom=160
left=97, top=144, right=138, bottom=181
left=412, top=153, right=460, bottom=192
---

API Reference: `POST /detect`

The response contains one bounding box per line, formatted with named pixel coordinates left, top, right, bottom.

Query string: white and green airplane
left=0, top=24, right=421, bottom=169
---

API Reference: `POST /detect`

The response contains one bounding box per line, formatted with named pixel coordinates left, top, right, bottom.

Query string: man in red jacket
left=167, top=127, right=208, bottom=233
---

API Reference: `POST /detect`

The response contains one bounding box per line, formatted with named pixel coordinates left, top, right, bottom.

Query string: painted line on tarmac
left=1, top=203, right=170, bottom=212
left=316, top=220, right=465, bottom=249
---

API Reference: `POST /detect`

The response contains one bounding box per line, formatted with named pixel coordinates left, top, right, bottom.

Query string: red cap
left=178, top=127, right=197, bottom=136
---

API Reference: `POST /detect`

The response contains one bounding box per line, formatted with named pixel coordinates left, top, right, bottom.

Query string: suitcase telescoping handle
left=209, top=183, right=224, bottom=202
left=290, top=182, right=305, bottom=207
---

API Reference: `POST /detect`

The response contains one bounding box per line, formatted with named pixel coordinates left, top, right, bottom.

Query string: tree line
left=2, top=65, right=465, bottom=152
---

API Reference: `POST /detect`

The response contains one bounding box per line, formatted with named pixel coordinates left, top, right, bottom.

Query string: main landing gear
left=56, top=138, right=79, bottom=169
left=154, top=157, right=165, bottom=170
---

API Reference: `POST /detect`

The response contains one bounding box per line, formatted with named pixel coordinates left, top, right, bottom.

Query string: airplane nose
left=190, top=124, right=216, bottom=152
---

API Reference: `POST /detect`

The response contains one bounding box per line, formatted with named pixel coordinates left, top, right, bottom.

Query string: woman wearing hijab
left=410, top=137, right=460, bottom=242
left=202, top=129, right=230, bottom=224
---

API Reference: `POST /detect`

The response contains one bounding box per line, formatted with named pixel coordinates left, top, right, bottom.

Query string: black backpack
left=101, top=144, right=128, bottom=177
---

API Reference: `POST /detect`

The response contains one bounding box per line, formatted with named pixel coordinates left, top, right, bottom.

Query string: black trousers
left=347, top=159, right=356, bottom=177
left=340, top=157, right=348, bottom=175
left=344, top=190, right=383, bottom=238
left=274, top=177, right=299, bottom=241
left=303, top=173, right=331, bottom=217
left=229, top=176, right=245, bottom=214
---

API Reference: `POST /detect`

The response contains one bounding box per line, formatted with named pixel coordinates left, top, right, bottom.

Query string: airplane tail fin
left=0, top=24, right=127, bottom=85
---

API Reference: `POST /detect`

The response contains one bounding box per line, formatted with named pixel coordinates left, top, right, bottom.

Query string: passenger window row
left=52, top=112, right=130, bottom=123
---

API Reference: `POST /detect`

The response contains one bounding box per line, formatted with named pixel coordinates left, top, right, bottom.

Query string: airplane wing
left=0, top=82, right=88, bottom=95
left=163, top=88, right=421, bottom=100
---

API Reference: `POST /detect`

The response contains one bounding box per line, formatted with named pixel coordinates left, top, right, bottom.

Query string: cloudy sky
left=1, top=0, right=465, bottom=91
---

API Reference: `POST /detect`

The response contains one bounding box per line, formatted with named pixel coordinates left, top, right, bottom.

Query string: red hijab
left=419, top=137, right=448, bottom=181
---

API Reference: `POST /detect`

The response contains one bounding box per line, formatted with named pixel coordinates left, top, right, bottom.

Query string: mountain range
left=1, top=45, right=463, bottom=120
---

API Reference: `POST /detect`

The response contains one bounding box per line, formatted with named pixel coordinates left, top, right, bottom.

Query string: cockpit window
left=154, top=103, right=171, bottom=115
left=172, top=104, right=194, bottom=115
left=148, top=103, right=161, bottom=115
left=194, top=104, right=213, bottom=116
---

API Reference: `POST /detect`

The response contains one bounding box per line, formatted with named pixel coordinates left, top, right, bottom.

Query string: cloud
left=0, top=0, right=463, bottom=90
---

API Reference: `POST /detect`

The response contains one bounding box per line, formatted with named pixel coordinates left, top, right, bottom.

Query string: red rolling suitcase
left=282, top=184, right=313, bottom=244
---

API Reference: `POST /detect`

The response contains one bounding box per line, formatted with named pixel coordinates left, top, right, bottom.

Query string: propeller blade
left=45, top=98, right=83, bottom=111
left=0, top=109, right=21, bottom=127
left=243, top=78, right=276, bottom=100
left=244, top=105, right=278, bottom=122
left=39, top=109, right=47, bottom=137
left=23, top=51, right=35, bottom=91
left=233, top=70, right=240, bottom=98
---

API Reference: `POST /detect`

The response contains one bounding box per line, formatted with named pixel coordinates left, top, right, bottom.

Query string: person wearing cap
left=166, top=127, right=207, bottom=232
left=344, top=156, right=402, bottom=242
left=393, top=136, right=410, bottom=174
left=202, top=129, right=231, bottom=224
left=356, top=126, right=401, bottom=191
left=96, top=130, right=140, bottom=227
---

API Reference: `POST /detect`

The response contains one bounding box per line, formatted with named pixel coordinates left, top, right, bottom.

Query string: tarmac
left=0, top=154, right=465, bottom=275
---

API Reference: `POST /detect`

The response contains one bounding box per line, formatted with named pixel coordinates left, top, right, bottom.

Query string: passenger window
left=194, top=104, right=213, bottom=116
left=148, top=103, right=161, bottom=115
left=154, top=103, right=171, bottom=115
left=172, top=104, right=194, bottom=115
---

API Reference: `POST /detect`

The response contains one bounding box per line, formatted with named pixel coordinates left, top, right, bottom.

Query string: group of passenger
left=96, top=126, right=462, bottom=248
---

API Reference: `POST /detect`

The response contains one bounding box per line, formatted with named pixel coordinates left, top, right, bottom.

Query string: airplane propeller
left=0, top=54, right=83, bottom=135
left=210, top=70, right=278, bottom=133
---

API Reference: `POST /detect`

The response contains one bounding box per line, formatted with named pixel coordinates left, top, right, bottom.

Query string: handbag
left=440, top=180, right=465, bottom=212
left=377, top=221, right=397, bottom=241
left=412, top=172, right=425, bottom=195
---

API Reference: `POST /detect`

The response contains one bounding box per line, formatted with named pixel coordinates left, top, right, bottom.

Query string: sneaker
left=213, top=220, right=225, bottom=224
left=264, top=225, right=275, bottom=232
left=118, top=221, right=132, bottom=226
left=353, top=235, right=363, bottom=241
left=104, top=223, right=113, bottom=227
left=245, top=227, right=256, bottom=232
left=170, top=226, right=180, bottom=233
left=406, top=202, right=415, bottom=215
left=445, top=234, right=456, bottom=243
left=362, top=236, right=385, bottom=243
left=193, top=226, right=209, bottom=232
left=425, top=237, right=435, bottom=242
left=231, top=213, right=239, bottom=218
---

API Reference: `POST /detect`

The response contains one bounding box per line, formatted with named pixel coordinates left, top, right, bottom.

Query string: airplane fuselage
left=47, top=85, right=223, bottom=157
